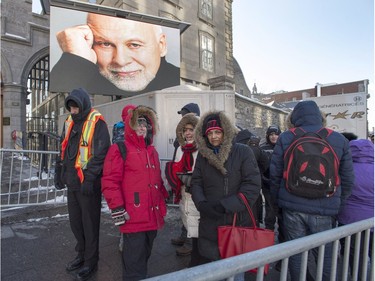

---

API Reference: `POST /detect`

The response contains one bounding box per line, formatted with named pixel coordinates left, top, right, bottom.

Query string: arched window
left=26, top=55, right=59, bottom=152
left=28, top=55, right=49, bottom=108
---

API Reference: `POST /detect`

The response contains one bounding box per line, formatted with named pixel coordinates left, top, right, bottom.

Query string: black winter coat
left=191, top=111, right=261, bottom=261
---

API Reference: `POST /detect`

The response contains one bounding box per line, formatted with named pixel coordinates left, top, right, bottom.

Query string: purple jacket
left=338, top=139, right=374, bottom=225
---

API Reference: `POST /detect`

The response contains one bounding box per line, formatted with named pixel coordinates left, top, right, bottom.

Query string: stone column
left=1, top=83, right=27, bottom=148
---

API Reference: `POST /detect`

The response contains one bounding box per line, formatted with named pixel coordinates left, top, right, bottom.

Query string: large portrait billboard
left=50, top=6, right=181, bottom=96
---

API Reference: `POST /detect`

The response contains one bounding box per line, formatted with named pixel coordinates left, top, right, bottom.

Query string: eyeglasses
left=137, top=122, right=152, bottom=130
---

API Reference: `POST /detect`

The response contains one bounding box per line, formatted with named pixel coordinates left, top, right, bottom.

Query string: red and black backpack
left=283, top=127, right=340, bottom=199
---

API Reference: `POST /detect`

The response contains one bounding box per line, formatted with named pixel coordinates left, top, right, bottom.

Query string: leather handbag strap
left=232, top=193, right=257, bottom=230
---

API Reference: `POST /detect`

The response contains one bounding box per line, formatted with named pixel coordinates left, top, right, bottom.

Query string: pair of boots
left=171, top=236, right=192, bottom=256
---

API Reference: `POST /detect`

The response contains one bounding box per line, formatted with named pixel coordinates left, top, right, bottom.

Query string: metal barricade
left=0, top=148, right=66, bottom=207
left=0, top=150, right=173, bottom=208
left=144, top=218, right=374, bottom=281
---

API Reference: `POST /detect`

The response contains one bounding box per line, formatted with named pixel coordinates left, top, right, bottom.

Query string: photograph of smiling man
left=50, top=7, right=180, bottom=96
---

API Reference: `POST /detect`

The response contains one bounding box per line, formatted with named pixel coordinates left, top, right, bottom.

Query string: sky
left=233, top=0, right=374, bottom=131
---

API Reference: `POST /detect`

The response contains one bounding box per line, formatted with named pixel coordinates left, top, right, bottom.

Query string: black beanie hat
left=248, top=135, right=261, bottom=146
left=266, top=125, right=281, bottom=136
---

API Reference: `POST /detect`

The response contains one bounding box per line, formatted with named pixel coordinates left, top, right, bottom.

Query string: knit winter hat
left=248, top=135, right=261, bottom=146
left=266, top=125, right=281, bottom=136
left=204, top=115, right=223, bottom=135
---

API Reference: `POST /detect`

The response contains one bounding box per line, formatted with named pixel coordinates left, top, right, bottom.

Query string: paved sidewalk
left=1, top=205, right=281, bottom=281
left=1, top=205, right=190, bottom=281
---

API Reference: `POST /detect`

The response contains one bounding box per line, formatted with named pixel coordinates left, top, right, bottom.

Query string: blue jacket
left=270, top=100, right=354, bottom=216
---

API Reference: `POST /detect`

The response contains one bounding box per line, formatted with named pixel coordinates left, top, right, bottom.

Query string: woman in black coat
left=191, top=110, right=261, bottom=263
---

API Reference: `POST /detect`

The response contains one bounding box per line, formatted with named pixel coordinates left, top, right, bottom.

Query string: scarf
left=165, top=142, right=197, bottom=203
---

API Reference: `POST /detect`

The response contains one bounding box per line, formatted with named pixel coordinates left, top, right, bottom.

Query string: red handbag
left=217, top=193, right=275, bottom=274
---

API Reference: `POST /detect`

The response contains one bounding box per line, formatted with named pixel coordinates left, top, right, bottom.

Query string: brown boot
left=171, top=237, right=186, bottom=246
left=176, top=245, right=192, bottom=256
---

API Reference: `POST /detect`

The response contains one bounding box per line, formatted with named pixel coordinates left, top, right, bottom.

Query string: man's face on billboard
left=87, top=14, right=167, bottom=92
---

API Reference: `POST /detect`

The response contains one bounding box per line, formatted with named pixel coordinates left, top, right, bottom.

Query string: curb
left=1, top=204, right=69, bottom=225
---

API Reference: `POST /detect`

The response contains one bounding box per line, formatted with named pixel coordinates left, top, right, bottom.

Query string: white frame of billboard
left=49, top=0, right=190, bottom=33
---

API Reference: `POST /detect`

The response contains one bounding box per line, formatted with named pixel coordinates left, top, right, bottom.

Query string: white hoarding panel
left=307, top=93, right=367, bottom=138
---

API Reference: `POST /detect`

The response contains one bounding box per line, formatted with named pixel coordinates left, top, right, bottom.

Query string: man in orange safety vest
left=55, top=88, right=110, bottom=281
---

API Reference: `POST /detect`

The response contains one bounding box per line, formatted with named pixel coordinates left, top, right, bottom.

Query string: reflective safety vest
left=61, top=109, right=104, bottom=183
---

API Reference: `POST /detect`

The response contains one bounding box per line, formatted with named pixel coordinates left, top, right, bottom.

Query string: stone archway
left=21, top=47, right=49, bottom=87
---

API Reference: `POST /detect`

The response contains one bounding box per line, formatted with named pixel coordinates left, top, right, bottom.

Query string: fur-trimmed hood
left=125, top=105, right=158, bottom=145
left=194, top=110, right=238, bottom=175
left=176, top=113, right=199, bottom=146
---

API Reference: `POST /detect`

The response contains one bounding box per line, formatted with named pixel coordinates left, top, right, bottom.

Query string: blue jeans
left=283, top=209, right=335, bottom=281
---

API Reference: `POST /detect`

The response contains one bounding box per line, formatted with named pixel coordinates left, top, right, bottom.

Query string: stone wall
left=235, top=93, right=289, bottom=139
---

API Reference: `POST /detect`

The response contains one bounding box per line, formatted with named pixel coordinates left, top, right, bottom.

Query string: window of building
left=200, top=32, right=214, bottom=72
left=32, top=0, right=43, bottom=14
left=199, top=0, right=213, bottom=22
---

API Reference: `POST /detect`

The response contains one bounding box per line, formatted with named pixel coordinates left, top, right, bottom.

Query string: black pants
left=122, top=230, right=157, bottom=281
left=67, top=189, right=102, bottom=267
left=262, top=188, right=277, bottom=230
left=189, top=238, right=210, bottom=267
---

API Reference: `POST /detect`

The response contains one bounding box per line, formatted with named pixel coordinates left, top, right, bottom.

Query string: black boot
left=66, top=256, right=84, bottom=272
left=75, top=264, right=98, bottom=281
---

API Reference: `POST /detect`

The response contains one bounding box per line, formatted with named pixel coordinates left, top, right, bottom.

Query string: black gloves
left=111, top=207, right=130, bottom=226
left=214, top=201, right=226, bottom=214
left=80, top=181, right=94, bottom=196
left=54, top=163, right=64, bottom=190
left=198, top=201, right=226, bottom=218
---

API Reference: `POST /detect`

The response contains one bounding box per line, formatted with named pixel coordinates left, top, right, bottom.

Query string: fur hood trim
left=176, top=113, right=199, bottom=146
left=194, top=110, right=238, bottom=175
left=127, top=105, right=159, bottom=135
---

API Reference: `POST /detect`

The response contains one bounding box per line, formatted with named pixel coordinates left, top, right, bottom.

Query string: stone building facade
left=1, top=0, right=50, bottom=148
left=235, top=94, right=288, bottom=138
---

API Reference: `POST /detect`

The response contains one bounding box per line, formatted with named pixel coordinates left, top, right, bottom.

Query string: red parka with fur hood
left=101, top=105, right=168, bottom=233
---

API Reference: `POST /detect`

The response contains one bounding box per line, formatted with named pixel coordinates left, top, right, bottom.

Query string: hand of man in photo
left=56, top=25, right=97, bottom=64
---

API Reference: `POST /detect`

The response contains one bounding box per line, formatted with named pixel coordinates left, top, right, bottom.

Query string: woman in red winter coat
left=102, top=105, right=168, bottom=281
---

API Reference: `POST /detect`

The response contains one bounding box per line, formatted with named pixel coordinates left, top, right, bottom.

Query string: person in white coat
left=165, top=113, right=203, bottom=266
